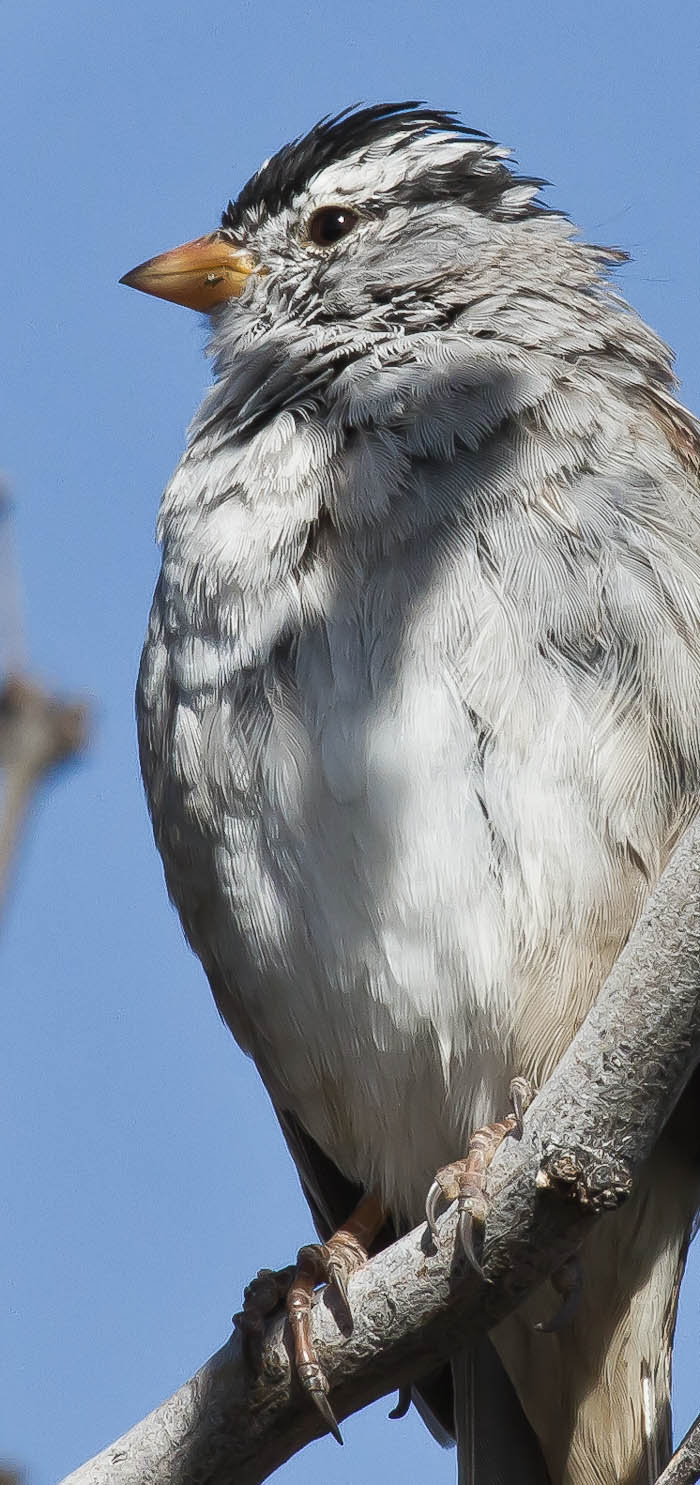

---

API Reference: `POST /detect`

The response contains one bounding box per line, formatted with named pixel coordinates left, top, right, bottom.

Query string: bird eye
left=307, top=206, right=359, bottom=247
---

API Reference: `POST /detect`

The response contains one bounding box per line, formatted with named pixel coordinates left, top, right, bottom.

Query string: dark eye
left=307, top=206, right=359, bottom=247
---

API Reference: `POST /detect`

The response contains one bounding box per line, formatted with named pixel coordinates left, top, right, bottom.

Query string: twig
left=59, top=818, right=700, bottom=1485
left=0, top=675, right=88, bottom=917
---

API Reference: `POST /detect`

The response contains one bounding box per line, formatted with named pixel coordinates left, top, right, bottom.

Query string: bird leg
left=233, top=1192, right=385, bottom=1443
left=425, top=1076, right=533, bottom=1277
left=287, top=1190, right=385, bottom=1443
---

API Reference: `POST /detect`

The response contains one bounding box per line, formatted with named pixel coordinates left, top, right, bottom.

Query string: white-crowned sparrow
left=123, top=104, right=700, bottom=1484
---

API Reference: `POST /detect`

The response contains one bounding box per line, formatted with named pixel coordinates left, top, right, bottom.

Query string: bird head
left=125, top=105, right=680, bottom=676
left=121, top=103, right=555, bottom=338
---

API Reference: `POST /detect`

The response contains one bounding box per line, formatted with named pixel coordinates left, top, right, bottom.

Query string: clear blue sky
left=2, top=2, right=699, bottom=1481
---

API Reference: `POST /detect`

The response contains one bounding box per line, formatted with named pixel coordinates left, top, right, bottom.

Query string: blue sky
left=2, top=1, right=699, bottom=1481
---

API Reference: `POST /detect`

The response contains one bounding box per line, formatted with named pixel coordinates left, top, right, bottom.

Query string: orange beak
left=119, top=232, right=256, bottom=312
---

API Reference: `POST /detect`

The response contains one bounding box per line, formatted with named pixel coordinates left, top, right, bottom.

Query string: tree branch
left=656, top=1414, right=700, bottom=1485
left=60, top=817, right=700, bottom=1485
left=0, top=674, right=88, bottom=918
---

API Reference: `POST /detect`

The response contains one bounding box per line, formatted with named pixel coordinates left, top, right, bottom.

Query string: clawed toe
left=388, top=1384, right=412, bottom=1421
left=326, top=1252, right=351, bottom=1310
left=425, top=1177, right=446, bottom=1243
left=233, top=1264, right=296, bottom=1374
left=509, top=1075, right=534, bottom=1136
left=296, top=1354, right=344, bottom=1445
left=456, top=1194, right=489, bottom=1279
left=425, top=1078, right=535, bottom=1277
left=286, top=1192, right=385, bottom=1444
left=425, top=1159, right=490, bottom=1276
left=232, top=1194, right=383, bottom=1443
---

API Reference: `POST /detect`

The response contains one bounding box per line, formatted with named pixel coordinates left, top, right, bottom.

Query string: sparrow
left=123, top=103, right=700, bottom=1484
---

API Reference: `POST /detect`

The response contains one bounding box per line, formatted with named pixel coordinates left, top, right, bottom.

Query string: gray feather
left=135, top=107, right=700, bottom=1484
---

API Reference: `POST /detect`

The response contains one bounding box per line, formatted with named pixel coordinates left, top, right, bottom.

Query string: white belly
left=178, top=619, right=644, bottom=1224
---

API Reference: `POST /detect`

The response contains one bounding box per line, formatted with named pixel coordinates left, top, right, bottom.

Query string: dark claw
left=456, top=1202, right=488, bottom=1280
left=309, top=1385, right=344, bottom=1445
left=327, top=1257, right=350, bottom=1311
left=425, top=1178, right=444, bottom=1242
left=389, top=1385, right=412, bottom=1420
left=297, top=1359, right=344, bottom=1444
left=509, top=1076, right=532, bottom=1137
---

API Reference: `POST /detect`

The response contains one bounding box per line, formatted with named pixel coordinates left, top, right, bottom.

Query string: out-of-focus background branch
left=0, top=673, right=88, bottom=917
left=1, top=483, right=88, bottom=1480
left=0, top=485, right=88, bottom=920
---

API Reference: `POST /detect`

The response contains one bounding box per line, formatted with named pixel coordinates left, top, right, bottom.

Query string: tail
left=452, top=1339, right=552, bottom=1484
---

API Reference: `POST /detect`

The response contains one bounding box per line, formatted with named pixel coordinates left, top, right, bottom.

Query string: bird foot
left=287, top=1231, right=369, bottom=1445
left=234, top=1191, right=384, bottom=1446
left=425, top=1076, right=534, bottom=1278
left=232, top=1263, right=296, bottom=1375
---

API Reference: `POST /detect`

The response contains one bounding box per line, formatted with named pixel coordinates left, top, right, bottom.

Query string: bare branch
left=59, top=818, right=700, bottom=1485
left=656, top=1415, right=700, bottom=1485
left=0, top=675, right=88, bottom=917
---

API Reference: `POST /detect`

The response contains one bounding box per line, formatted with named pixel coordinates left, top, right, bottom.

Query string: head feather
left=222, top=102, right=550, bottom=231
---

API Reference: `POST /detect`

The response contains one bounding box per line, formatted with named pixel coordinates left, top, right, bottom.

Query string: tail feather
left=641, top=1361, right=662, bottom=1485
left=452, top=1338, right=552, bottom=1484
